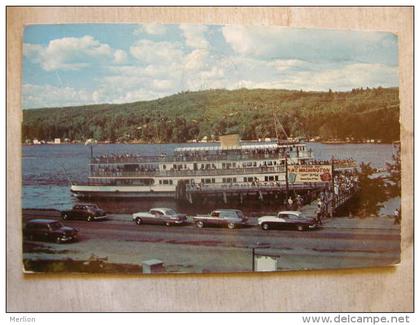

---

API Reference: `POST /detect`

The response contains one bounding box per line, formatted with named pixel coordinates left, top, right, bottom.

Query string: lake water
left=22, top=142, right=397, bottom=213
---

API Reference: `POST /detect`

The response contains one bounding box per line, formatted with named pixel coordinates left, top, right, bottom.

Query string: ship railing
left=334, top=162, right=358, bottom=169
left=186, top=182, right=327, bottom=192
left=89, top=151, right=314, bottom=164
left=290, top=152, right=313, bottom=159
left=89, top=166, right=287, bottom=178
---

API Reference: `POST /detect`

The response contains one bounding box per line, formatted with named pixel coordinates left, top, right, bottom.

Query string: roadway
left=22, top=211, right=401, bottom=273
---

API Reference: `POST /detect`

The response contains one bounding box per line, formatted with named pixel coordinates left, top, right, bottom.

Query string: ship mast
left=272, top=112, right=289, bottom=141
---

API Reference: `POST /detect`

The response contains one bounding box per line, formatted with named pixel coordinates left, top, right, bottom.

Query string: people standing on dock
left=394, top=208, right=401, bottom=225
left=316, top=202, right=323, bottom=225
left=296, top=194, right=303, bottom=211
left=287, top=196, right=294, bottom=210
left=318, top=197, right=327, bottom=219
left=319, top=191, right=325, bottom=203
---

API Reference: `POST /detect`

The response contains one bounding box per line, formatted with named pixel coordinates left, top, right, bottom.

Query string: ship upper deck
left=90, top=141, right=313, bottom=165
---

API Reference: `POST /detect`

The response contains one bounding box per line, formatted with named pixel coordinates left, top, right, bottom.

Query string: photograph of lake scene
left=21, top=23, right=401, bottom=274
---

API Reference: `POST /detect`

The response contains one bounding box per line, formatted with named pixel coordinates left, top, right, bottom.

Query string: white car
left=258, top=211, right=318, bottom=231
left=132, top=208, right=187, bottom=226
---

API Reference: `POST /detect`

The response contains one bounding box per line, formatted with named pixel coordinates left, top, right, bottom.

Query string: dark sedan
left=61, top=203, right=106, bottom=222
left=24, top=219, right=79, bottom=243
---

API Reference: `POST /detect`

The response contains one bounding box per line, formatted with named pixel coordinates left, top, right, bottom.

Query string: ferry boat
left=70, top=134, right=314, bottom=199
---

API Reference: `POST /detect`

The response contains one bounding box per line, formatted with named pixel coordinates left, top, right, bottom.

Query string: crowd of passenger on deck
left=175, top=147, right=303, bottom=161
left=91, top=153, right=158, bottom=164
left=90, top=145, right=313, bottom=164
left=92, top=164, right=159, bottom=176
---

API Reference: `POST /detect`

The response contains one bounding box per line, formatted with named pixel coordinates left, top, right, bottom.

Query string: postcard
left=21, top=23, right=401, bottom=274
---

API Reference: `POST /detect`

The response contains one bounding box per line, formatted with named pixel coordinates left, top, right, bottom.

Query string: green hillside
left=22, top=87, right=400, bottom=143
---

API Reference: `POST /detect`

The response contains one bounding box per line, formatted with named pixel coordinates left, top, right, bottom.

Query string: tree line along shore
left=22, top=87, right=400, bottom=144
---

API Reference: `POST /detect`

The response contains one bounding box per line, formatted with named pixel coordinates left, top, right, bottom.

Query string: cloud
left=105, top=65, right=182, bottom=92
left=23, top=35, right=127, bottom=71
left=134, top=23, right=167, bottom=36
left=184, top=49, right=209, bottom=70
left=151, top=79, right=176, bottom=90
left=307, top=63, right=398, bottom=90
left=106, top=62, right=184, bottom=93
left=113, top=49, right=127, bottom=64
left=90, top=80, right=166, bottom=104
left=101, top=75, right=149, bottom=91
left=130, top=40, right=185, bottom=64
left=110, top=64, right=180, bottom=79
left=22, top=79, right=171, bottom=109
left=22, top=44, right=44, bottom=64
left=233, top=63, right=398, bottom=91
left=22, top=83, right=94, bottom=108
left=222, top=25, right=398, bottom=65
left=272, top=59, right=307, bottom=71
left=179, top=24, right=209, bottom=49
left=144, top=64, right=179, bottom=78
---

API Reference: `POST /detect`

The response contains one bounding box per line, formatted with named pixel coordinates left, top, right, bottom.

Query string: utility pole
left=285, top=150, right=289, bottom=200
left=89, top=144, right=94, bottom=178
left=273, top=112, right=279, bottom=141
left=85, top=138, right=96, bottom=176
left=331, top=155, right=335, bottom=217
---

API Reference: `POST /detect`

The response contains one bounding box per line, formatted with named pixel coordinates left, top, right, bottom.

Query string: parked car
left=132, top=208, right=187, bottom=226
left=193, top=209, right=248, bottom=229
left=23, top=219, right=79, bottom=243
left=61, top=203, right=106, bottom=222
left=258, top=211, right=318, bottom=231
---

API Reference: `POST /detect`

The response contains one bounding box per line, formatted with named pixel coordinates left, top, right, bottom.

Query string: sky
left=22, top=24, right=399, bottom=109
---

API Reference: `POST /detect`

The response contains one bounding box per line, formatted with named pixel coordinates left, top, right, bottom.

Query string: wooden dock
left=180, top=182, right=329, bottom=205
left=177, top=180, right=358, bottom=217
left=301, top=189, right=359, bottom=218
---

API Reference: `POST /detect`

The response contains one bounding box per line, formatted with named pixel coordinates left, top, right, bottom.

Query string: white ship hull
left=70, top=184, right=175, bottom=198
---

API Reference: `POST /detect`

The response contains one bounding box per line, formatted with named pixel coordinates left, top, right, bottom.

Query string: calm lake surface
left=22, top=142, right=397, bottom=212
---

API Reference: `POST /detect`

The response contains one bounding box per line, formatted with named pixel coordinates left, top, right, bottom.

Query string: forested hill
left=22, top=87, right=400, bottom=143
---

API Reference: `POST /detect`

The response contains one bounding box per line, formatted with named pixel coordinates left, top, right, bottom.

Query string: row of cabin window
left=162, top=161, right=279, bottom=170
left=93, top=175, right=280, bottom=186
left=198, top=176, right=279, bottom=184
left=243, top=175, right=279, bottom=182
left=201, top=178, right=216, bottom=184
left=162, top=163, right=217, bottom=170
left=158, top=179, right=174, bottom=185
left=159, top=175, right=280, bottom=185
left=222, top=177, right=237, bottom=183
left=241, top=161, right=278, bottom=167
